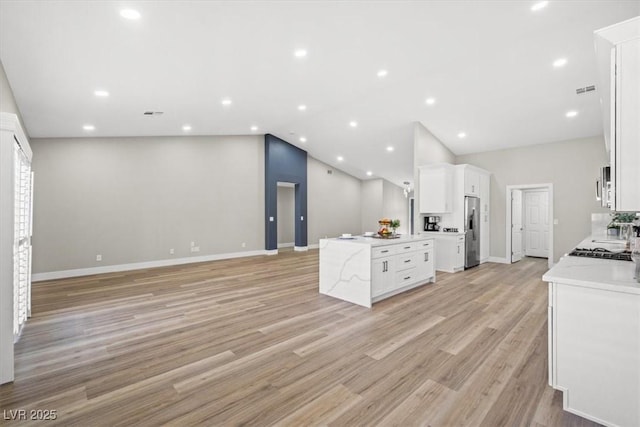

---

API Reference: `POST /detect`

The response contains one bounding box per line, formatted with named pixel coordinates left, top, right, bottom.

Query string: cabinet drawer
left=416, top=240, right=433, bottom=249
left=372, top=245, right=398, bottom=258
left=396, top=253, right=418, bottom=271
left=397, top=242, right=417, bottom=254
left=396, top=270, right=417, bottom=286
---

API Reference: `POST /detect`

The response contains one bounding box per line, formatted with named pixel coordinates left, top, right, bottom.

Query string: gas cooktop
left=568, top=247, right=632, bottom=261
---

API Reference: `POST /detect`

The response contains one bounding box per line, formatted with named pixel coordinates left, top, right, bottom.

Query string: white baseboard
left=488, top=256, right=510, bottom=264
left=32, top=249, right=268, bottom=282
left=308, top=243, right=320, bottom=250
left=265, top=249, right=278, bottom=256
left=294, top=246, right=308, bottom=252
left=277, top=242, right=294, bottom=248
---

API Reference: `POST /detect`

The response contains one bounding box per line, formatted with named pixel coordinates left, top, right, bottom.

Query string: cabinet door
left=465, top=169, right=480, bottom=196
left=416, top=248, right=434, bottom=282
left=419, top=165, right=453, bottom=213
left=614, top=38, right=640, bottom=211
left=455, top=241, right=465, bottom=269
left=372, top=257, right=395, bottom=297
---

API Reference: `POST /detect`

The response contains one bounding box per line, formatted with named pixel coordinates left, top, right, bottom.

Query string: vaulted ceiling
left=1, top=1, right=638, bottom=186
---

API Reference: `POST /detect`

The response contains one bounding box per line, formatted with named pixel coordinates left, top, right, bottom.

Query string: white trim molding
left=294, top=246, right=308, bottom=252
left=488, top=256, right=510, bottom=264
left=32, top=249, right=268, bottom=282
left=265, top=249, right=278, bottom=256
left=277, top=242, right=294, bottom=249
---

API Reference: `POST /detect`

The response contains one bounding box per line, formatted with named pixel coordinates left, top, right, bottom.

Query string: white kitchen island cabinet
left=543, top=247, right=640, bottom=427
left=319, top=235, right=435, bottom=308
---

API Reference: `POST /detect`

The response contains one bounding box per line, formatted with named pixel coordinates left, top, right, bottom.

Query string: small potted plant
left=390, top=219, right=400, bottom=236
left=608, top=212, right=638, bottom=236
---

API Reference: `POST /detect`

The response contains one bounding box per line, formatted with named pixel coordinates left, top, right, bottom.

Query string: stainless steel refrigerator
left=465, top=196, right=480, bottom=269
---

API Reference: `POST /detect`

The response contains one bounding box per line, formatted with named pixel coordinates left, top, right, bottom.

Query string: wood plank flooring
left=0, top=251, right=602, bottom=426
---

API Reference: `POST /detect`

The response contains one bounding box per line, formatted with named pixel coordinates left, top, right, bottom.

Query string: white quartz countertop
left=542, top=235, right=639, bottom=295
left=322, top=234, right=433, bottom=247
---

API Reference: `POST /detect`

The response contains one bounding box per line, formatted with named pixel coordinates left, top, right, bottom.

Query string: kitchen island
left=543, top=236, right=639, bottom=427
left=319, top=234, right=435, bottom=308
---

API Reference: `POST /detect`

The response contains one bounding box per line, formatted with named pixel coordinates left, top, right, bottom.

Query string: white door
left=511, top=190, right=523, bottom=262
left=524, top=190, right=549, bottom=258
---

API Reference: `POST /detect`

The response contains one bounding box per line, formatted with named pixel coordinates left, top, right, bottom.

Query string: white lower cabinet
left=431, top=234, right=465, bottom=273
left=372, top=257, right=395, bottom=297
left=548, top=281, right=639, bottom=427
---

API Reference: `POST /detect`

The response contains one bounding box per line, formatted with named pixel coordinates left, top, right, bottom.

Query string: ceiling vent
left=143, top=111, right=164, bottom=116
left=576, top=85, right=596, bottom=95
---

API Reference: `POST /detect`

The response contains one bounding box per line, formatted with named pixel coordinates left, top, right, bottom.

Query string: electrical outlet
left=96, top=254, right=102, bottom=261
left=241, top=242, right=246, bottom=248
left=190, top=241, right=195, bottom=247
left=191, top=246, right=200, bottom=253
left=169, top=248, right=174, bottom=255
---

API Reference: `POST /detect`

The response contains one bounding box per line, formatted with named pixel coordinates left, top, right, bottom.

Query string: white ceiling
left=1, top=1, right=638, bottom=187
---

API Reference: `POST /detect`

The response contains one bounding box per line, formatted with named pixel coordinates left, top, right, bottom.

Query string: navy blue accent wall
left=265, top=134, right=307, bottom=251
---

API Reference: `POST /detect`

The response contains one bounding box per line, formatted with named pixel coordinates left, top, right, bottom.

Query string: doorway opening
left=506, top=184, right=554, bottom=268
left=276, top=182, right=296, bottom=252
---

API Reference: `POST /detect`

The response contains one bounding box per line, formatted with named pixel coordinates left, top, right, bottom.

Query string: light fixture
left=553, top=58, right=568, bottom=68
left=120, top=9, right=141, bottom=20
left=250, top=125, right=258, bottom=131
left=294, top=49, right=307, bottom=58
left=337, top=156, right=344, bottom=162
left=531, top=1, right=548, bottom=11
left=298, top=104, right=307, bottom=111
left=299, top=137, right=307, bottom=143
left=458, top=132, right=467, bottom=138
left=83, top=124, right=95, bottom=131
left=386, top=146, right=394, bottom=152
left=566, top=110, right=578, bottom=118
left=403, top=181, right=412, bottom=198
left=425, top=97, right=436, bottom=105
left=349, top=121, right=358, bottom=128
left=377, top=69, right=388, bottom=78
left=366, top=171, right=373, bottom=176
left=221, top=98, right=232, bottom=106
left=182, top=125, right=192, bottom=131
left=94, top=90, right=109, bottom=97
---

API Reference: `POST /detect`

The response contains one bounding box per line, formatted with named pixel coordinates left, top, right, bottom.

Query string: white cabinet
left=464, top=168, right=480, bottom=196
left=431, top=234, right=465, bottom=273
left=547, top=280, right=639, bottom=427
left=595, top=18, right=640, bottom=211
left=419, top=164, right=453, bottom=213
left=479, top=172, right=490, bottom=263
left=319, top=237, right=436, bottom=308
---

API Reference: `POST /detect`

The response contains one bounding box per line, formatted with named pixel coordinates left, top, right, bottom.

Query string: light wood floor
left=1, top=251, right=601, bottom=426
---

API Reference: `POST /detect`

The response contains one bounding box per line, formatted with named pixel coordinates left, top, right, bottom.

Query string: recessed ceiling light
left=458, top=132, right=467, bottom=138
left=120, top=9, right=141, bottom=20
left=366, top=171, right=373, bottom=176
left=349, top=121, right=358, bottom=128
left=386, top=146, right=394, bottom=152
left=299, top=137, right=307, bottom=143
left=566, top=110, right=578, bottom=118
left=94, top=90, right=109, bottom=97
left=182, top=125, right=192, bottom=131
left=337, top=156, right=344, bottom=162
left=531, top=1, right=548, bottom=11
left=425, top=97, right=436, bottom=105
left=377, top=69, right=388, bottom=78
left=250, top=125, right=258, bottom=131
left=83, top=124, right=95, bottom=131
left=298, top=104, right=307, bottom=111
left=221, top=98, right=232, bottom=106
left=553, top=58, right=568, bottom=68
left=294, top=49, right=307, bottom=58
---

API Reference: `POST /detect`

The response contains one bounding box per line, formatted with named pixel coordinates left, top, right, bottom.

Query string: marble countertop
left=542, top=235, right=639, bottom=295
left=420, top=231, right=466, bottom=237
left=322, top=234, right=433, bottom=247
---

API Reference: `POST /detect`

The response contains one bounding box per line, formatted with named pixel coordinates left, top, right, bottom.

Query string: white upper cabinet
left=595, top=17, right=640, bottom=212
left=419, top=164, right=454, bottom=213
left=464, top=168, right=480, bottom=196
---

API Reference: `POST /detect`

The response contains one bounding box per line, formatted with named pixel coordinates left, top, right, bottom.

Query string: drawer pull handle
left=425, top=252, right=429, bottom=261
left=404, top=246, right=411, bottom=249
left=381, top=250, right=389, bottom=253
left=404, top=259, right=411, bottom=263
left=404, top=276, right=411, bottom=280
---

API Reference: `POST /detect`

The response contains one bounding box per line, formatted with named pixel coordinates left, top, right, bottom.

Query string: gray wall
left=30, top=135, right=264, bottom=274
left=361, top=180, right=383, bottom=233
left=276, top=185, right=295, bottom=246
left=307, top=156, right=362, bottom=243
left=0, top=60, right=26, bottom=131
left=457, top=136, right=610, bottom=262
left=382, top=179, right=409, bottom=235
